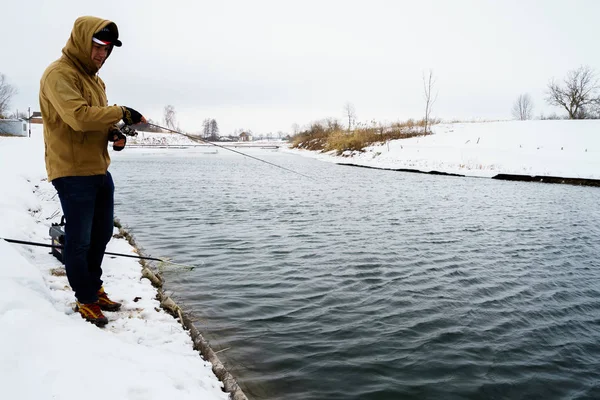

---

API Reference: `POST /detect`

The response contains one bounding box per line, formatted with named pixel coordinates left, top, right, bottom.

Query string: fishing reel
left=110, top=124, right=138, bottom=151
left=119, top=124, right=138, bottom=137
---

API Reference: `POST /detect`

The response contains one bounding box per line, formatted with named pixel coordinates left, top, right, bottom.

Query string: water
left=110, top=148, right=600, bottom=400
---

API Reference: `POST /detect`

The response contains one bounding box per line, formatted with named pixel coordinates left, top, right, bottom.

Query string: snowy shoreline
left=334, top=162, right=600, bottom=187
left=114, top=224, right=249, bottom=400
left=0, top=125, right=241, bottom=400
left=283, top=120, right=600, bottom=184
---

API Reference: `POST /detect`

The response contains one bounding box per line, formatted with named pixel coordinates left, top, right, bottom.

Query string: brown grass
left=291, top=118, right=438, bottom=155
left=50, top=268, right=66, bottom=277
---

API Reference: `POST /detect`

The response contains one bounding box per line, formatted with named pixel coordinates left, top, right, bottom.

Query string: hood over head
left=62, top=16, right=121, bottom=75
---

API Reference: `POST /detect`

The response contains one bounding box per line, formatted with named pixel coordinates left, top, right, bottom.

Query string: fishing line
left=146, top=122, right=317, bottom=181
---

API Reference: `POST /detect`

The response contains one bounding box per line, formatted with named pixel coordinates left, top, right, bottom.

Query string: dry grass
left=291, top=118, right=438, bottom=155
left=50, top=267, right=66, bottom=277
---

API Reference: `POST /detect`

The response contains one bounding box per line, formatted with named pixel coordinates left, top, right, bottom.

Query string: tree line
left=3, top=66, right=600, bottom=127
left=513, top=65, right=600, bottom=120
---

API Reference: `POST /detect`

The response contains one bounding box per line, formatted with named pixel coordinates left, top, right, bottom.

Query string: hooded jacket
left=40, top=16, right=124, bottom=181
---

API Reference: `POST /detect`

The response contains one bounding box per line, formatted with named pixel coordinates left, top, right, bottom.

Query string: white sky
left=2, top=0, right=600, bottom=134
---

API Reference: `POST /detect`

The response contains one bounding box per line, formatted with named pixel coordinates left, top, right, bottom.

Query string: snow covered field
left=286, top=120, right=600, bottom=180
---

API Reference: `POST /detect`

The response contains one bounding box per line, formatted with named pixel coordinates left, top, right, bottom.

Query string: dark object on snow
left=49, top=216, right=66, bottom=263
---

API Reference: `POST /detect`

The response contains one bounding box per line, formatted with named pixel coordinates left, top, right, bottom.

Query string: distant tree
left=0, top=73, right=17, bottom=118
left=8, top=110, right=28, bottom=119
left=343, top=102, right=356, bottom=131
left=546, top=65, right=600, bottom=119
left=163, top=105, right=176, bottom=129
left=539, top=112, right=563, bottom=120
left=202, top=119, right=211, bottom=138
left=422, top=69, right=438, bottom=134
left=326, top=117, right=343, bottom=130
left=291, top=123, right=300, bottom=137
left=512, top=94, right=534, bottom=120
left=209, top=119, right=219, bottom=140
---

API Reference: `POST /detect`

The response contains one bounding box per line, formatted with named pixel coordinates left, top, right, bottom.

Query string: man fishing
left=39, top=16, right=146, bottom=326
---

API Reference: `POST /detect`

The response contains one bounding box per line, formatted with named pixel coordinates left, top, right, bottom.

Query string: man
left=39, top=16, right=145, bottom=327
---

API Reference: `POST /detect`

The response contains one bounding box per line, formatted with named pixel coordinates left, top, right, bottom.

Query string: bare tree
left=0, top=73, right=17, bottom=118
left=163, top=105, right=176, bottom=129
left=8, top=110, right=28, bottom=119
left=209, top=119, right=219, bottom=140
left=343, top=102, right=356, bottom=131
left=291, top=122, right=300, bottom=136
left=546, top=65, right=600, bottom=119
left=202, top=118, right=211, bottom=138
left=423, top=69, right=438, bottom=133
left=512, top=94, right=534, bottom=120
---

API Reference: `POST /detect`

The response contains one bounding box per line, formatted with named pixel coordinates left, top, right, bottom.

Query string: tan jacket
left=40, top=16, right=124, bottom=181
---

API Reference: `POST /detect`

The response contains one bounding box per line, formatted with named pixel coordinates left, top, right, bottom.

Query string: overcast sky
left=2, top=0, right=600, bottom=135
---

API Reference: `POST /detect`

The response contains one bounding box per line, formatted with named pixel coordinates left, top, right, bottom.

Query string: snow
left=1, top=120, right=599, bottom=399
left=128, top=130, right=199, bottom=147
left=0, top=125, right=228, bottom=400
left=285, top=120, right=600, bottom=180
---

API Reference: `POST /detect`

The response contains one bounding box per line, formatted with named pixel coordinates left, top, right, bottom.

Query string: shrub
left=291, top=118, right=435, bottom=155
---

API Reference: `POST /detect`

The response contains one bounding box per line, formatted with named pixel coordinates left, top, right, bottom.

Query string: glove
left=122, top=106, right=145, bottom=125
left=108, top=128, right=127, bottom=151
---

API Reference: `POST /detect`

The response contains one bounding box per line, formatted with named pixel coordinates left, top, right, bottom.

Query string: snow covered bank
left=0, top=126, right=230, bottom=400
left=285, top=120, right=600, bottom=181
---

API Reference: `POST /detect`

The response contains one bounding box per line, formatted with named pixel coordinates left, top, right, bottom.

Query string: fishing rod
left=145, top=122, right=317, bottom=181
left=1, top=237, right=192, bottom=269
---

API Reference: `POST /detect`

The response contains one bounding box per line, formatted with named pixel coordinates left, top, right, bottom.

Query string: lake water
left=110, top=148, right=600, bottom=400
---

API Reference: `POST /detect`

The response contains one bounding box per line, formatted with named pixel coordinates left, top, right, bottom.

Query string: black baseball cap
left=93, top=26, right=122, bottom=47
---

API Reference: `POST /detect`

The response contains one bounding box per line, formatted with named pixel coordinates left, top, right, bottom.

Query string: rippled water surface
left=111, top=148, right=600, bottom=400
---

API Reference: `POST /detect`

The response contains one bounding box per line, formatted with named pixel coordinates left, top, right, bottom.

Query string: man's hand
left=109, top=128, right=127, bottom=151
left=122, top=106, right=146, bottom=125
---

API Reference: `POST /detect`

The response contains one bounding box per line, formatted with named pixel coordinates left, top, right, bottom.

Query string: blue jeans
left=52, top=172, right=115, bottom=303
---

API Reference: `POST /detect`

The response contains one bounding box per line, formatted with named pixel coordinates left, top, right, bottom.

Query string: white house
left=0, top=119, right=28, bottom=137
left=239, top=132, right=253, bottom=142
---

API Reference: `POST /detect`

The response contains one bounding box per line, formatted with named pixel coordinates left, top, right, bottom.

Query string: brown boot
left=75, top=302, right=108, bottom=327
left=97, top=287, right=122, bottom=312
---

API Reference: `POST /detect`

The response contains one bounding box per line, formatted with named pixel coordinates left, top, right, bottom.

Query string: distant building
left=239, top=132, right=252, bottom=142
left=0, top=119, right=28, bottom=136
left=30, top=112, right=43, bottom=124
